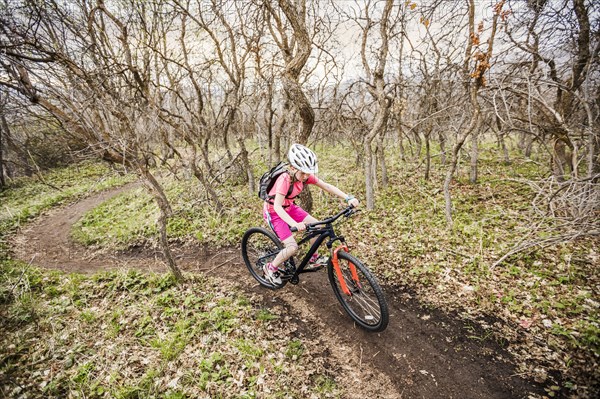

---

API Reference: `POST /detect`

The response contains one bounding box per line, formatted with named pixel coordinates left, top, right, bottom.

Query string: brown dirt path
left=10, top=185, right=547, bottom=399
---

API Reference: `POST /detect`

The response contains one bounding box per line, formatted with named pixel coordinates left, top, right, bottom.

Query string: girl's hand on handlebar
left=293, top=222, right=306, bottom=232
left=348, top=198, right=360, bottom=208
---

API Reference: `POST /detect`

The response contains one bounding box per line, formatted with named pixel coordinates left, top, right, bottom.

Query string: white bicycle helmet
left=288, top=143, right=318, bottom=174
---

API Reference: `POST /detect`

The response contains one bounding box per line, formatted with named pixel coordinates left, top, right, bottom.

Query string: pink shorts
left=263, top=204, right=309, bottom=241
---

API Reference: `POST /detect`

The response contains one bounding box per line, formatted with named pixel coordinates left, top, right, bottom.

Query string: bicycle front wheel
left=241, top=227, right=286, bottom=289
left=328, top=251, right=389, bottom=332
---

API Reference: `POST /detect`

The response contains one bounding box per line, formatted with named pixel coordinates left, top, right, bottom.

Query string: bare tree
left=443, top=0, right=502, bottom=227
left=1, top=0, right=597, bottom=280
left=0, top=0, right=186, bottom=279
left=502, top=0, right=598, bottom=180
left=334, top=0, right=397, bottom=210
left=0, top=96, right=6, bottom=187
left=0, top=94, right=36, bottom=186
left=265, top=0, right=315, bottom=146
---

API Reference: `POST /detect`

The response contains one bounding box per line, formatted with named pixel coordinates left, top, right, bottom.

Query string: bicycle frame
left=292, top=224, right=339, bottom=275
left=280, top=206, right=361, bottom=289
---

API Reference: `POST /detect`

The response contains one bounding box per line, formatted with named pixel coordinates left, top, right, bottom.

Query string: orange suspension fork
left=332, top=245, right=360, bottom=296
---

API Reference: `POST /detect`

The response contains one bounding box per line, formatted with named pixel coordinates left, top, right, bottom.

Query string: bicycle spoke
left=349, top=292, right=381, bottom=320
left=335, top=268, right=375, bottom=320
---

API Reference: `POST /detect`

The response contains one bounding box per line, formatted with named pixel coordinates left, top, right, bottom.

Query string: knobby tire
left=241, top=227, right=286, bottom=289
left=328, top=251, right=389, bottom=332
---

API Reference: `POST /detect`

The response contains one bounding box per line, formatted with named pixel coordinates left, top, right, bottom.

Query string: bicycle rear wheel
left=241, top=227, right=286, bottom=289
left=328, top=251, right=389, bottom=332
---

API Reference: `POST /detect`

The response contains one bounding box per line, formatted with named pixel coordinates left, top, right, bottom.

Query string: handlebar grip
left=290, top=226, right=298, bottom=232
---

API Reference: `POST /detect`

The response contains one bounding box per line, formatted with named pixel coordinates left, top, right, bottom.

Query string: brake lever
left=345, top=207, right=360, bottom=217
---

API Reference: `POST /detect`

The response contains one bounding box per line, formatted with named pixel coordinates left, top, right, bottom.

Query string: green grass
left=0, top=263, right=336, bottom=398
left=285, top=339, right=304, bottom=360
left=0, top=161, right=133, bottom=236
left=71, top=178, right=261, bottom=250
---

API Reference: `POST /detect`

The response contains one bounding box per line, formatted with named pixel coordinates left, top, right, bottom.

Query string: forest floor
left=6, top=183, right=557, bottom=399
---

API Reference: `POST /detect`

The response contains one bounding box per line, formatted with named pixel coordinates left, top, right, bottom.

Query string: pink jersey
left=263, top=172, right=319, bottom=213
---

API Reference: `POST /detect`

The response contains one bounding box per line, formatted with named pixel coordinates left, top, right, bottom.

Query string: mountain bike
left=241, top=206, right=389, bottom=332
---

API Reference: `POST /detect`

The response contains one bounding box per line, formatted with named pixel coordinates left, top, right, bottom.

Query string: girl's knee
left=280, top=238, right=299, bottom=257
left=284, top=241, right=299, bottom=255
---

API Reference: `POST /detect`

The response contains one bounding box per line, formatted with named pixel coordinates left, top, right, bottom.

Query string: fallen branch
left=199, top=256, right=237, bottom=274
left=9, top=254, right=37, bottom=297
left=492, top=176, right=599, bottom=268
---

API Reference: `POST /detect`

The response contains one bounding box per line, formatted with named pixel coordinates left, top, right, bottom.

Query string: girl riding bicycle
left=263, top=143, right=360, bottom=285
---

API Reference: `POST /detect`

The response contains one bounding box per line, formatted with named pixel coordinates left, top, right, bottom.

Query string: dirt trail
left=11, top=185, right=546, bottom=399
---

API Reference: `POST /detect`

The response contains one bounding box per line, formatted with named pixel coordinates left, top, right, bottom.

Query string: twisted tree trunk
left=140, top=166, right=184, bottom=282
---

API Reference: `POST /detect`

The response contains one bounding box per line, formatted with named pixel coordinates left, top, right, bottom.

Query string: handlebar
left=290, top=205, right=357, bottom=232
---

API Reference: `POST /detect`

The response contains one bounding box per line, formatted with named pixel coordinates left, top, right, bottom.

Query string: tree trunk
left=524, top=134, right=533, bottom=158
left=424, top=132, right=431, bottom=181
left=185, top=137, right=223, bottom=212
left=273, top=100, right=289, bottom=165
left=518, top=132, right=526, bottom=154
left=498, top=132, right=510, bottom=164
left=444, top=0, right=501, bottom=225
left=221, top=105, right=235, bottom=162
left=470, top=131, right=479, bottom=183
left=444, top=115, right=480, bottom=227
left=589, top=129, right=600, bottom=180
left=265, top=83, right=275, bottom=166
left=371, top=143, right=378, bottom=192
left=439, top=131, right=447, bottom=165
left=275, top=0, right=314, bottom=144
left=0, top=118, right=5, bottom=188
left=140, top=167, right=184, bottom=282
left=413, top=131, right=422, bottom=159
left=552, top=138, right=571, bottom=182
left=238, top=137, right=255, bottom=194
left=361, top=0, right=393, bottom=210
left=283, top=74, right=314, bottom=144
left=364, top=97, right=391, bottom=209
left=586, top=90, right=600, bottom=179
left=397, top=123, right=406, bottom=161
left=588, top=124, right=600, bottom=179
left=201, top=137, right=212, bottom=175
left=364, top=140, right=376, bottom=209
left=377, top=133, right=388, bottom=188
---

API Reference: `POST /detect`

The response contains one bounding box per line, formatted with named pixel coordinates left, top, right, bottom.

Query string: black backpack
left=258, top=162, right=295, bottom=203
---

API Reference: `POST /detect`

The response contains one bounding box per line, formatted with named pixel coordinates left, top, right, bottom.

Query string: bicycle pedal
left=283, top=265, right=296, bottom=275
